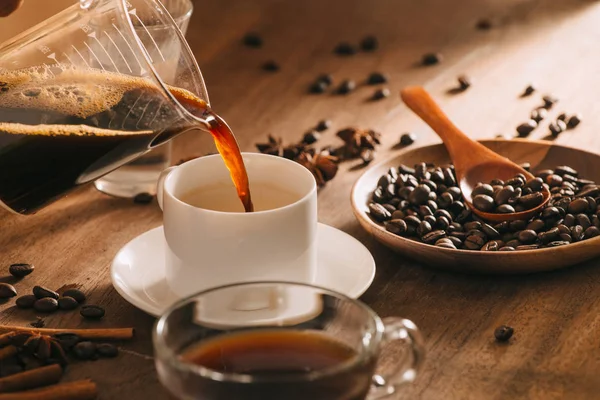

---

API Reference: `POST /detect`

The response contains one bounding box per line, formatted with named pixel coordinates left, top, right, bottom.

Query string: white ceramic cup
left=157, top=153, right=318, bottom=298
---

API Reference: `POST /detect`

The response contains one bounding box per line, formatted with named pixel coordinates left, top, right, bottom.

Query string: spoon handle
left=400, top=86, right=497, bottom=166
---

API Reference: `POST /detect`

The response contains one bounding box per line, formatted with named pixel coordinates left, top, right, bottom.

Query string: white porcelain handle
left=156, top=166, right=176, bottom=211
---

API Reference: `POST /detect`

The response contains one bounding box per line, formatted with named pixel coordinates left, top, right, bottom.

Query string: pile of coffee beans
left=368, top=163, right=600, bottom=251
left=471, top=173, right=545, bottom=213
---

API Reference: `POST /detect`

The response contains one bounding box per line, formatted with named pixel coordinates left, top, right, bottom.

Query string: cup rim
left=164, top=152, right=318, bottom=215
left=153, top=281, right=385, bottom=383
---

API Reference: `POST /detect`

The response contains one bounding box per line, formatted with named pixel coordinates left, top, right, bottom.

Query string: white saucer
left=111, top=224, right=376, bottom=316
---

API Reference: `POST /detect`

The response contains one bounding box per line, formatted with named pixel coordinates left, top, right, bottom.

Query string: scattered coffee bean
left=73, top=341, right=97, bottom=360
left=334, top=42, right=357, bottom=56
left=80, top=305, right=105, bottom=319
left=557, top=113, right=567, bottom=122
left=302, top=130, right=320, bottom=144
left=400, top=133, right=416, bottom=146
left=34, top=298, right=59, bottom=313
left=542, top=95, right=558, bottom=109
left=367, top=72, right=388, bottom=85
left=315, top=120, right=331, bottom=132
left=372, top=88, right=390, bottom=100
left=0, top=283, right=17, bottom=298
left=96, top=343, right=119, bottom=358
left=422, top=52, right=443, bottom=66
left=310, top=80, right=328, bottom=94
left=516, top=120, right=537, bottom=137
left=337, top=79, right=356, bottom=94
left=549, top=120, right=567, bottom=137
left=494, top=325, right=514, bottom=342
left=476, top=19, right=492, bottom=30
left=9, top=263, right=34, bottom=278
left=530, top=108, right=547, bottom=123
left=16, top=294, right=36, bottom=309
left=423, top=230, right=447, bottom=244
left=133, top=192, right=154, bottom=204
left=360, top=35, right=379, bottom=52
left=242, top=33, right=263, bottom=48
left=316, top=74, right=333, bottom=86
left=58, top=296, right=79, bottom=311
left=33, top=286, right=59, bottom=300
left=386, top=219, right=408, bottom=236
left=53, top=333, right=81, bottom=351
left=523, top=85, right=536, bottom=97
left=566, top=114, right=581, bottom=129
left=473, top=194, right=494, bottom=212
left=457, top=75, right=471, bottom=91
left=262, top=60, right=280, bottom=72
left=62, top=289, right=86, bottom=304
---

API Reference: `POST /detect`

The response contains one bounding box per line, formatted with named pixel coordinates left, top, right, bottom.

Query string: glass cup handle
left=368, top=317, right=426, bottom=400
left=156, top=166, right=176, bottom=210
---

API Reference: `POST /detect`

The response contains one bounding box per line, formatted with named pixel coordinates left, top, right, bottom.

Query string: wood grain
left=2, top=0, right=600, bottom=399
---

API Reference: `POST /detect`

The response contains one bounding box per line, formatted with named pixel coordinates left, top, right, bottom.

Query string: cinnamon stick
left=0, top=379, right=97, bottom=400
left=0, top=364, right=63, bottom=393
left=0, top=326, right=134, bottom=341
left=0, top=345, right=17, bottom=361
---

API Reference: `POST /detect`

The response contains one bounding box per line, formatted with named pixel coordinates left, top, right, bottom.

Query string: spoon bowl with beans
left=400, top=86, right=550, bottom=222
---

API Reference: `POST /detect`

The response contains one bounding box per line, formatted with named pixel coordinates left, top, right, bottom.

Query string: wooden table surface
left=2, top=0, right=600, bottom=398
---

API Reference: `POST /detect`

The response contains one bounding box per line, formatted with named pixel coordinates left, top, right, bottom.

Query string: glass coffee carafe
left=0, top=0, right=213, bottom=215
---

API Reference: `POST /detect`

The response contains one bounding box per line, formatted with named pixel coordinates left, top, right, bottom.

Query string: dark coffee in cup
left=178, top=329, right=375, bottom=400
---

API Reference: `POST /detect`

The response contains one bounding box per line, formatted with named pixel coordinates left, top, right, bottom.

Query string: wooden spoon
left=400, top=86, right=550, bottom=222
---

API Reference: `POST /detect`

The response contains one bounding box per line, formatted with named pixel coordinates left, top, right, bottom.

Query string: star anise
left=256, top=135, right=306, bottom=160
left=336, top=127, right=381, bottom=158
left=296, top=150, right=339, bottom=187
left=20, top=333, right=68, bottom=366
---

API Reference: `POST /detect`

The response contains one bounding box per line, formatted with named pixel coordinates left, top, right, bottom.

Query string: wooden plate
left=351, top=139, right=600, bottom=274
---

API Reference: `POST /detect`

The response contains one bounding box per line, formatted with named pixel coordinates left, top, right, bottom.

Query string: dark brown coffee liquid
left=0, top=66, right=253, bottom=213
left=177, top=330, right=375, bottom=400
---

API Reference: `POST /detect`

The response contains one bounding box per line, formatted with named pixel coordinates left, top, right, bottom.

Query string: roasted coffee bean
left=542, top=207, right=560, bottom=220
left=565, top=114, right=581, bottom=129
left=400, top=133, right=416, bottom=145
left=33, top=286, right=59, bottom=300
left=449, top=231, right=467, bottom=240
left=517, top=230, right=538, bottom=244
left=242, top=33, right=263, bottom=48
left=571, top=225, right=584, bottom=242
left=50, top=333, right=80, bottom=352
left=456, top=209, right=472, bottom=224
left=58, top=296, right=79, bottom=311
left=577, top=214, right=591, bottom=230
left=436, top=216, right=450, bottom=230
left=472, top=184, right=494, bottom=197
left=499, top=246, right=516, bottom=251
left=422, top=230, right=447, bottom=244
left=427, top=199, right=438, bottom=212
left=397, top=187, right=413, bottom=201
left=97, top=343, right=119, bottom=358
left=516, top=120, right=537, bottom=137
left=310, top=80, right=328, bottom=94
left=518, top=192, right=544, bottom=209
left=473, top=194, right=494, bottom=212
left=464, top=234, right=485, bottom=250
left=334, top=42, right=357, bottom=56
left=494, top=186, right=515, bottom=205
left=422, top=52, right=443, bottom=66
left=549, top=120, right=567, bottom=137
left=494, top=221, right=510, bottom=233
left=542, top=95, right=558, bottom=109
left=16, top=294, right=36, bottom=309
left=386, top=220, right=408, bottom=236
left=506, top=239, right=521, bottom=248
left=530, top=108, right=547, bottom=123
left=559, top=233, right=572, bottom=243
left=0, top=283, right=17, bottom=299
left=424, top=215, right=437, bottom=226
left=538, top=227, right=560, bottom=244
left=556, top=112, right=567, bottom=122
left=449, top=201, right=466, bottom=216
left=302, top=130, right=320, bottom=144
left=73, top=342, right=97, bottom=360
left=525, top=177, right=544, bottom=192
left=369, top=203, right=392, bottom=222
left=437, top=192, right=454, bottom=209
left=9, top=263, right=34, bottom=278
left=80, top=305, right=105, bottom=319
left=496, top=204, right=516, bottom=213
left=523, top=187, right=533, bottom=196
left=554, top=165, right=578, bottom=177
left=447, top=236, right=463, bottom=248
left=315, top=119, right=331, bottom=132
left=404, top=215, right=422, bottom=227
left=262, top=60, right=280, bottom=72
left=417, top=221, right=433, bottom=237
left=409, top=185, right=431, bottom=205
left=494, top=325, right=514, bottom=342
left=372, top=88, right=390, bottom=100
left=523, top=85, right=536, bottom=96
left=563, top=214, right=576, bottom=227
left=463, top=221, right=482, bottom=231
left=457, top=75, right=471, bottom=91
left=377, top=174, right=392, bottom=189
left=418, top=205, right=433, bottom=217
left=593, top=215, right=600, bottom=229
left=526, top=219, right=545, bottom=232
left=367, top=72, right=387, bottom=85
left=557, top=224, right=570, bottom=235
left=337, top=79, right=356, bottom=94
left=34, top=298, right=58, bottom=313
left=506, top=177, right=525, bottom=188
left=577, top=186, right=599, bottom=198
left=391, top=210, right=406, bottom=220
left=516, top=244, right=539, bottom=250
left=482, top=223, right=500, bottom=239
left=585, top=226, right=600, bottom=238
left=435, top=242, right=456, bottom=249
left=568, top=198, right=589, bottom=214
left=383, top=204, right=396, bottom=214
left=398, top=164, right=416, bottom=175
left=546, top=240, right=569, bottom=247
left=481, top=240, right=501, bottom=251
left=434, top=209, right=453, bottom=222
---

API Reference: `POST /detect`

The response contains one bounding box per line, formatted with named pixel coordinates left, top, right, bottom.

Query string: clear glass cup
left=154, top=282, right=425, bottom=400
left=93, top=0, right=194, bottom=198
